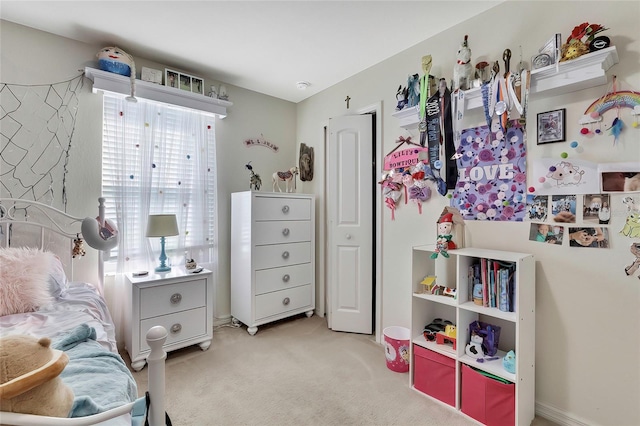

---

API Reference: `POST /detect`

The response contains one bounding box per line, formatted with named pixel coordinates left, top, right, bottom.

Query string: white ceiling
left=1, top=1, right=503, bottom=103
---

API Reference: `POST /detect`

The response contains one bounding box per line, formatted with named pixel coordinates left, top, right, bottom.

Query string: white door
left=327, top=114, right=373, bottom=334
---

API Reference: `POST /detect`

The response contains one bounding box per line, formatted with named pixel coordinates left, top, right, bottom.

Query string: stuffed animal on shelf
left=431, top=212, right=457, bottom=259
left=465, top=333, right=485, bottom=359
left=0, top=334, right=74, bottom=417
left=96, top=46, right=137, bottom=101
left=503, top=350, right=516, bottom=373
left=453, top=35, right=473, bottom=91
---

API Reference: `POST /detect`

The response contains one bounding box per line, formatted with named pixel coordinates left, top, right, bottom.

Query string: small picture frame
left=164, top=68, right=205, bottom=95
left=165, top=69, right=179, bottom=89
left=537, top=108, right=566, bottom=144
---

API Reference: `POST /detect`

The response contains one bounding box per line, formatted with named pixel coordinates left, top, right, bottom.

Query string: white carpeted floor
left=126, top=315, right=556, bottom=426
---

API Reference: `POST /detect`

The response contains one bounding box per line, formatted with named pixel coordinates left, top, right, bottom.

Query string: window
left=101, top=93, right=217, bottom=272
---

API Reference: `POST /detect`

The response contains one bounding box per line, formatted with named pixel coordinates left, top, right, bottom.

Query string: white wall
left=3, top=2, right=640, bottom=423
left=296, top=2, right=639, bottom=425
left=0, top=20, right=298, bottom=329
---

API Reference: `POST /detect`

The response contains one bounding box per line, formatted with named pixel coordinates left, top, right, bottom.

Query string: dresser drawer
left=254, top=196, right=311, bottom=221
left=254, top=220, right=311, bottom=246
left=254, top=284, right=312, bottom=320
left=255, top=263, right=312, bottom=295
left=139, top=307, right=206, bottom=352
left=139, top=279, right=206, bottom=319
left=254, top=242, right=311, bottom=270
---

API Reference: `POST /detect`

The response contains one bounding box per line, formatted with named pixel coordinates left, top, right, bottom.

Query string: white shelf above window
left=84, top=67, right=232, bottom=118
left=394, top=45, right=619, bottom=128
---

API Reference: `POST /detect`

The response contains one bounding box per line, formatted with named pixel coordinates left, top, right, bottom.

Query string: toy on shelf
left=245, top=162, right=262, bottom=191
left=423, top=318, right=453, bottom=342
left=272, top=166, right=298, bottom=192
left=503, top=350, right=516, bottom=373
left=561, top=22, right=609, bottom=63
left=395, top=85, right=408, bottom=111
left=420, top=275, right=437, bottom=293
left=96, top=46, right=136, bottom=102
left=431, top=212, right=457, bottom=259
left=453, top=35, right=473, bottom=91
left=465, top=333, right=485, bottom=359
left=435, top=324, right=457, bottom=349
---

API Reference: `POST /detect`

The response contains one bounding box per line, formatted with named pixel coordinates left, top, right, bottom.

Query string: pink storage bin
left=413, top=345, right=455, bottom=406
left=461, top=364, right=515, bottom=426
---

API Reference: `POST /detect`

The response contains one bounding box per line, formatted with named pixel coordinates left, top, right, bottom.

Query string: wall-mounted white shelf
left=84, top=67, right=232, bottom=118
left=393, top=46, right=619, bottom=128
left=529, top=46, right=618, bottom=96
left=391, top=105, right=420, bottom=131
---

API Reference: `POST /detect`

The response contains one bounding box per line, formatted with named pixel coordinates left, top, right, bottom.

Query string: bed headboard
left=0, top=198, right=111, bottom=287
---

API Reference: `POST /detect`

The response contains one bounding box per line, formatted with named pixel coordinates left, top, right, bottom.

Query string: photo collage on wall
left=526, top=193, right=614, bottom=248
left=526, top=159, right=640, bottom=249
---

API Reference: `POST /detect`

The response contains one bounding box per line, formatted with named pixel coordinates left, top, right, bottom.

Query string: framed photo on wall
left=537, top=108, right=566, bottom=144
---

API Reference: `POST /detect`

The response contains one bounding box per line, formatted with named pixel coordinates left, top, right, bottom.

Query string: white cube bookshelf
left=410, top=245, right=535, bottom=426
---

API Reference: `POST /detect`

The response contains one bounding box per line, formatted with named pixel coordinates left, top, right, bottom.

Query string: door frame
left=318, top=101, right=383, bottom=342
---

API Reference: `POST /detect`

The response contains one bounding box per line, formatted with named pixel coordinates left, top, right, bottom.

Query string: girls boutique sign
left=383, top=146, right=429, bottom=171
left=450, top=120, right=527, bottom=221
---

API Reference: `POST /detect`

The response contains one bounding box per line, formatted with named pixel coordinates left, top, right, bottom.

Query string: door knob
left=282, top=228, right=290, bottom=236
left=282, top=251, right=290, bottom=259
left=282, top=205, right=290, bottom=213
left=282, top=274, right=290, bottom=282
left=283, top=297, right=290, bottom=305
left=346, top=234, right=352, bottom=240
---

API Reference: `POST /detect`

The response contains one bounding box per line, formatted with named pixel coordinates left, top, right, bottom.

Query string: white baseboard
left=213, top=315, right=232, bottom=327
left=536, top=401, right=591, bottom=426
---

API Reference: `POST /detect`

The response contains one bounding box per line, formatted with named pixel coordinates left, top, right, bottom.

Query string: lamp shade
left=146, top=214, right=179, bottom=237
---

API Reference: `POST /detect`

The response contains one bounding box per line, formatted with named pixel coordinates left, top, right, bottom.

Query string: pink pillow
left=0, top=247, right=55, bottom=316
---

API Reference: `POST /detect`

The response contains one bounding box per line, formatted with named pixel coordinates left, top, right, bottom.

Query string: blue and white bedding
left=0, top=282, right=137, bottom=425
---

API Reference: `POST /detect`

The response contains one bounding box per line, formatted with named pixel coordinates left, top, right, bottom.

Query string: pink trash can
left=383, top=326, right=410, bottom=372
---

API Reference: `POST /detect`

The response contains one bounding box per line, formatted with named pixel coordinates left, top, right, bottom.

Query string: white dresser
left=124, top=268, right=213, bottom=371
left=231, top=191, right=315, bottom=335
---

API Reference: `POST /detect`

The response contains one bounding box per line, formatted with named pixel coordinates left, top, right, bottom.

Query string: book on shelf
left=469, top=257, right=516, bottom=312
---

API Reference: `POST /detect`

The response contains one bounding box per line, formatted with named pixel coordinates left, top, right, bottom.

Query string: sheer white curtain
left=102, top=93, right=217, bottom=274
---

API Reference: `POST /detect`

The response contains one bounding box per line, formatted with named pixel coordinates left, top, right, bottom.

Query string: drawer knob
left=282, top=251, right=290, bottom=259
left=170, top=323, right=182, bottom=333
left=170, top=293, right=182, bottom=304
left=282, top=274, right=290, bottom=282
left=283, top=297, right=290, bottom=305
left=282, top=227, right=290, bottom=236
left=282, top=205, right=290, bottom=213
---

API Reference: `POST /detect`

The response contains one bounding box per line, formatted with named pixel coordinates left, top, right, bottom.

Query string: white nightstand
left=124, top=268, right=213, bottom=371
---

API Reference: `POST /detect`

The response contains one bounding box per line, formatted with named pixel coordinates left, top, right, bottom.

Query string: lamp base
left=155, top=265, right=172, bottom=273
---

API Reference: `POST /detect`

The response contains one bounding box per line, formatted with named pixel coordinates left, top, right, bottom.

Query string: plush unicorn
left=272, top=167, right=299, bottom=192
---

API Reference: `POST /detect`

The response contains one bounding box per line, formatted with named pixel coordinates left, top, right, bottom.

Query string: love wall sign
left=450, top=121, right=527, bottom=221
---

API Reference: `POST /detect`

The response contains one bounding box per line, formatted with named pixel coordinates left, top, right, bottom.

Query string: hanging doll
left=431, top=213, right=457, bottom=259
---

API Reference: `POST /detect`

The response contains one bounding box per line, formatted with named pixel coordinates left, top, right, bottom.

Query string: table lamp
left=146, top=214, right=179, bottom=272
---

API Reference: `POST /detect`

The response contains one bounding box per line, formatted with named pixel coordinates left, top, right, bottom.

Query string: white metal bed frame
left=0, top=198, right=168, bottom=426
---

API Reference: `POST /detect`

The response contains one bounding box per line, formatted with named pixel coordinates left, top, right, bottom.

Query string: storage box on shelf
left=410, top=245, right=535, bottom=426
